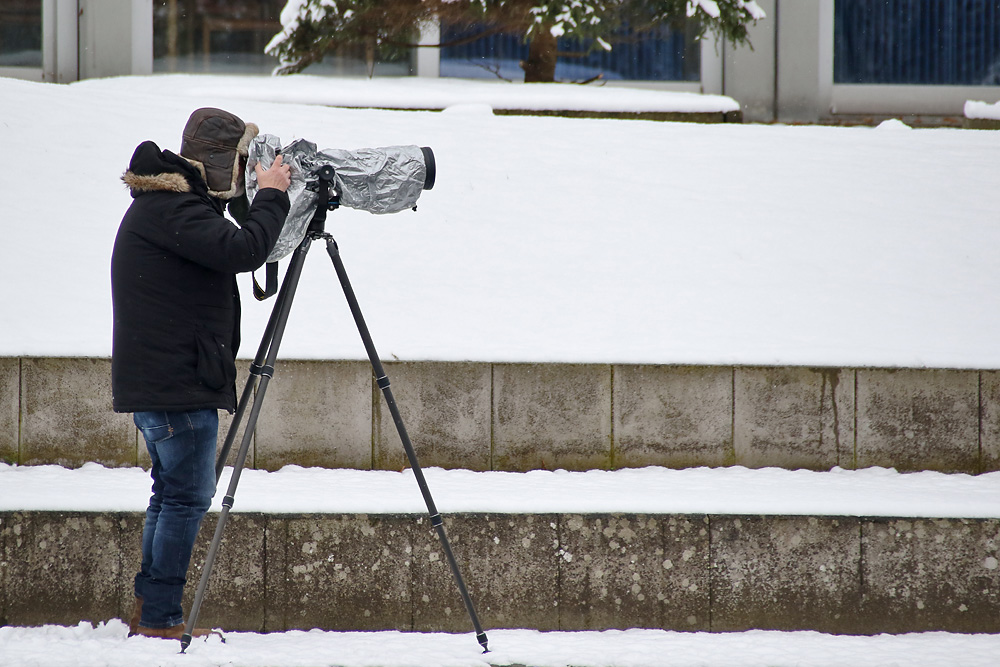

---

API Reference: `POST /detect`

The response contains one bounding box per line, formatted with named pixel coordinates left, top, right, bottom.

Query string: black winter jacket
left=111, top=141, right=289, bottom=413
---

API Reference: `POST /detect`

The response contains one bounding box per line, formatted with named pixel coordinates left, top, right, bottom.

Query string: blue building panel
left=440, top=21, right=700, bottom=82
left=835, top=0, right=1000, bottom=85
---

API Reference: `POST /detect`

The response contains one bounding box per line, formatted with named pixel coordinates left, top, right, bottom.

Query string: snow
left=4, top=462, right=1000, bottom=519
left=5, top=74, right=999, bottom=367
left=875, top=118, right=912, bottom=131
left=3, top=621, right=1000, bottom=667
left=691, top=0, right=722, bottom=19
left=5, top=621, right=1000, bottom=667
left=71, top=73, right=742, bottom=113
left=964, top=99, right=1000, bottom=120
left=3, top=73, right=1000, bottom=664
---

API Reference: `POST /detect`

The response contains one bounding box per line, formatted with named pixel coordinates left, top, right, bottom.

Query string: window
left=0, top=0, right=42, bottom=69
left=153, top=0, right=412, bottom=76
left=440, top=20, right=701, bottom=82
left=834, top=0, right=1000, bottom=85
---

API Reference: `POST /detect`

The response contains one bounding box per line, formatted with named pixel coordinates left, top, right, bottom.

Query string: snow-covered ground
left=2, top=74, right=1000, bottom=367
left=4, top=462, right=1000, bottom=519
left=3, top=74, right=1000, bottom=665
left=5, top=621, right=1000, bottom=667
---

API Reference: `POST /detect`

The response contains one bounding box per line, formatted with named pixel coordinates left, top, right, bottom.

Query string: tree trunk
left=365, top=37, right=376, bottom=78
left=521, top=23, right=558, bottom=82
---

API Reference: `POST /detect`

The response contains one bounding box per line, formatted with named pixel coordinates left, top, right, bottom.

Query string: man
left=111, top=108, right=291, bottom=639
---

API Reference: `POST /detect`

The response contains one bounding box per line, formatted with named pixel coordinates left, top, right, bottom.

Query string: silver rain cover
left=246, top=134, right=429, bottom=263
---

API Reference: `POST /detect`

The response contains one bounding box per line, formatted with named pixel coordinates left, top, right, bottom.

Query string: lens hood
left=420, top=147, right=436, bottom=190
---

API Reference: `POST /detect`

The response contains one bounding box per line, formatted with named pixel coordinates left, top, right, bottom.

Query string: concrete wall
left=721, top=0, right=835, bottom=123
left=40, top=0, right=79, bottom=84
left=722, top=0, right=777, bottom=123
left=77, top=0, right=152, bottom=80
left=3, top=358, right=1000, bottom=474
left=3, top=510, right=999, bottom=634
left=719, top=0, right=1000, bottom=123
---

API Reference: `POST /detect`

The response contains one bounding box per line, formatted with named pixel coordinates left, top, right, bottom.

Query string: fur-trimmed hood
left=121, top=171, right=191, bottom=194
left=121, top=141, right=201, bottom=196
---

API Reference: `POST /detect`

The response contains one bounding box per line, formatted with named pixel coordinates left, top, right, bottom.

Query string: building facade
left=3, top=0, right=1000, bottom=123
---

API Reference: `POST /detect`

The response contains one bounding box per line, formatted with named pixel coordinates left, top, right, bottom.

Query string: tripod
left=180, top=165, right=489, bottom=654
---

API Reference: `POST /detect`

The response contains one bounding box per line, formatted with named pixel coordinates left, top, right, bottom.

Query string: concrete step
left=3, top=509, right=999, bottom=635
left=3, top=357, right=1000, bottom=474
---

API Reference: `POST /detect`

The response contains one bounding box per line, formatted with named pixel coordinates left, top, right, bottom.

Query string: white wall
left=78, top=0, right=152, bottom=80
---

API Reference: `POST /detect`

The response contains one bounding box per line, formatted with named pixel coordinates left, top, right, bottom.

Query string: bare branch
left=477, top=61, right=514, bottom=82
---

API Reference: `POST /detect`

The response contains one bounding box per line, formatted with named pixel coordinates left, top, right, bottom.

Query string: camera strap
left=253, top=262, right=278, bottom=300
left=226, top=194, right=278, bottom=300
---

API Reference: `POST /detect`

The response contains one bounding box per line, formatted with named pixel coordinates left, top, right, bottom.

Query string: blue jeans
left=133, top=409, right=218, bottom=629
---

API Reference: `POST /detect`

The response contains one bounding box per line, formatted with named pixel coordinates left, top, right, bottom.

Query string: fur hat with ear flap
left=180, top=107, right=258, bottom=199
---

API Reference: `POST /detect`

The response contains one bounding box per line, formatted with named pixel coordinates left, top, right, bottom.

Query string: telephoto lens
left=246, top=135, right=437, bottom=263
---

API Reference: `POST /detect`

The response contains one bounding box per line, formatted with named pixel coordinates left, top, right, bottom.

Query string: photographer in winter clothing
left=111, top=108, right=291, bottom=639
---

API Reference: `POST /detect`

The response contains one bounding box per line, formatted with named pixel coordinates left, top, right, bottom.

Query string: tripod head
left=306, top=165, right=340, bottom=210
left=305, top=165, right=340, bottom=235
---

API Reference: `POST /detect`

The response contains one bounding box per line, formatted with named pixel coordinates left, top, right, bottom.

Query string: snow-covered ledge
left=964, top=100, right=1000, bottom=129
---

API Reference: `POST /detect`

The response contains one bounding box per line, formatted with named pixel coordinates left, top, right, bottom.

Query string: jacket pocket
left=195, top=328, right=237, bottom=390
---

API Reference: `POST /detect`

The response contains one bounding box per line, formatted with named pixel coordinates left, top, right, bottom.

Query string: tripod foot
left=477, top=631, right=490, bottom=653
left=178, top=629, right=225, bottom=653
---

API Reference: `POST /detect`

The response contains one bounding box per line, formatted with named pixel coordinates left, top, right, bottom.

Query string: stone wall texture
left=5, top=358, right=997, bottom=635
left=3, top=358, right=1000, bottom=474
left=3, top=511, right=1000, bottom=634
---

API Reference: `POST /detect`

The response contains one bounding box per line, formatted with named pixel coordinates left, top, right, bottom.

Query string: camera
left=246, top=134, right=436, bottom=262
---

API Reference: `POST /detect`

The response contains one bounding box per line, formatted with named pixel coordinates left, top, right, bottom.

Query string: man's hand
left=255, top=154, right=292, bottom=192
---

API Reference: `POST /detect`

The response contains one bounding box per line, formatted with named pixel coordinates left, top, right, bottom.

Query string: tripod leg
left=215, top=262, right=300, bottom=482
left=215, top=377, right=256, bottom=483
left=180, top=238, right=312, bottom=653
left=324, top=238, right=490, bottom=654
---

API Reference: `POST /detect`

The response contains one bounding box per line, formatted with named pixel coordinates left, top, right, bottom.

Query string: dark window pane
left=0, top=0, right=42, bottom=68
left=441, top=19, right=701, bottom=82
left=152, top=0, right=412, bottom=76
left=835, top=0, right=1000, bottom=85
